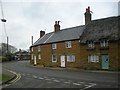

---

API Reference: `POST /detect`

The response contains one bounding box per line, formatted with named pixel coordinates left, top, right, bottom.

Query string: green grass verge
left=0, top=74, right=12, bottom=83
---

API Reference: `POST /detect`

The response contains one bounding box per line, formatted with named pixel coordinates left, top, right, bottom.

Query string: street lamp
left=1, top=18, right=6, bottom=22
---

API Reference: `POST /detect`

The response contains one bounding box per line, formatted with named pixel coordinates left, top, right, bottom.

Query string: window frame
left=38, top=53, right=41, bottom=60
left=88, top=54, right=99, bottom=62
left=66, top=41, right=71, bottom=48
left=38, top=46, right=41, bottom=52
left=100, top=40, right=108, bottom=48
left=52, top=43, right=57, bottom=50
left=67, top=54, right=75, bottom=62
left=52, top=54, right=57, bottom=62
left=88, top=41, right=95, bottom=48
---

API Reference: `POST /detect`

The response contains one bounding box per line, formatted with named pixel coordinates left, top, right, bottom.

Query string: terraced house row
left=30, top=7, right=120, bottom=70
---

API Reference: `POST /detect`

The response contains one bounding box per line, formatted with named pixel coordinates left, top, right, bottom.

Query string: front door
left=101, top=54, right=109, bottom=69
left=60, top=55, right=65, bottom=67
left=34, top=55, right=37, bottom=65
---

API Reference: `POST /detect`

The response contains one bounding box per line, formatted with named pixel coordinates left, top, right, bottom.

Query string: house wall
left=80, top=41, right=119, bottom=70
left=30, top=41, right=119, bottom=70
left=30, top=40, right=81, bottom=68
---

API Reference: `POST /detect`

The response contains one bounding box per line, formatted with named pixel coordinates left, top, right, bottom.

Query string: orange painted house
left=30, top=7, right=120, bottom=70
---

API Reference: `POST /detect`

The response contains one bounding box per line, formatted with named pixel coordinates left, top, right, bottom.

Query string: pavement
left=1, top=68, right=17, bottom=85
left=30, top=64, right=120, bottom=74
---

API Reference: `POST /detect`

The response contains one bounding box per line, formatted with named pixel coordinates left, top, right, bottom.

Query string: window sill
left=100, top=46, right=109, bottom=50
left=87, top=48, right=96, bottom=51
left=52, top=61, right=57, bottom=63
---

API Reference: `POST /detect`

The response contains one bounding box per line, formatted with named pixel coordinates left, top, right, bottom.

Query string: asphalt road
left=2, top=61, right=119, bottom=89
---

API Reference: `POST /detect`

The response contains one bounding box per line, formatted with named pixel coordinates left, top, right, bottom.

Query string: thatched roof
left=80, top=16, right=120, bottom=43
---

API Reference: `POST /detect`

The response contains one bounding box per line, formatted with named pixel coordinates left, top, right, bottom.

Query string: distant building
left=15, top=49, right=30, bottom=60
left=30, top=7, right=120, bottom=70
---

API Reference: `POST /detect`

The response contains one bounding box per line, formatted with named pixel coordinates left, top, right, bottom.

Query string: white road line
left=33, top=75, right=37, bottom=78
left=53, top=80, right=60, bottom=82
left=64, top=82, right=71, bottom=84
left=39, top=77, right=44, bottom=80
left=79, top=81, right=85, bottom=84
left=83, top=83, right=96, bottom=90
left=45, top=79, right=51, bottom=81
left=73, top=83, right=81, bottom=86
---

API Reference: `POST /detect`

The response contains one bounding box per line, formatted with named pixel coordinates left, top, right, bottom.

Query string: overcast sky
left=0, top=0, right=119, bottom=50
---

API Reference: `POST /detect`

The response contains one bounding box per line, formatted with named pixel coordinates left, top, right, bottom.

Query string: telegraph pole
left=31, top=36, right=33, bottom=45
left=7, top=36, right=8, bottom=54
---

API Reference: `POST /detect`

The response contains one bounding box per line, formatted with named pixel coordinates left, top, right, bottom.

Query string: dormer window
left=66, top=41, right=71, bottom=48
left=52, top=43, right=57, bottom=50
left=88, top=41, right=94, bottom=48
left=38, top=46, right=41, bottom=52
left=100, top=40, right=108, bottom=48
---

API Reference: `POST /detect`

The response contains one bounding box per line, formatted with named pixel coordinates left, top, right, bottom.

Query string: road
left=2, top=61, right=119, bottom=89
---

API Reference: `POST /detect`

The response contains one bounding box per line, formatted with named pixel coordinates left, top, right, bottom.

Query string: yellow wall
left=30, top=40, right=119, bottom=70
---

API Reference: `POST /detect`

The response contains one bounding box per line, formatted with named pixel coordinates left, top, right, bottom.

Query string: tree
left=0, top=43, right=18, bottom=61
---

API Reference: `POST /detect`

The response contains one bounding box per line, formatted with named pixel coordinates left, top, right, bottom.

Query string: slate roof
left=31, top=16, right=119, bottom=47
left=80, top=16, right=120, bottom=43
left=31, top=25, right=85, bottom=47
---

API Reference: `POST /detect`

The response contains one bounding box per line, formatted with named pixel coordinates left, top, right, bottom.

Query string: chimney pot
left=54, top=21, right=60, bottom=32
left=40, top=30, right=45, bottom=38
left=84, top=6, right=92, bottom=25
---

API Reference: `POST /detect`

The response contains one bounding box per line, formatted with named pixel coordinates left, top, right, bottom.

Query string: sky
left=0, top=0, right=119, bottom=50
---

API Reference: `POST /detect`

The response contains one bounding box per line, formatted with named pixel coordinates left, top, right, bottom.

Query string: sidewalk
left=28, top=64, right=120, bottom=74
left=1, top=68, right=17, bottom=85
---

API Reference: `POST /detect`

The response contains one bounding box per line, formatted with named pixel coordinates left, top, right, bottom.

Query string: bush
left=1, top=56, right=9, bottom=62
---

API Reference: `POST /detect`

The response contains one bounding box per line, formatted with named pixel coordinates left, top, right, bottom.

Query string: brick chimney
left=40, top=30, right=45, bottom=38
left=54, top=21, right=60, bottom=32
left=84, top=6, right=92, bottom=25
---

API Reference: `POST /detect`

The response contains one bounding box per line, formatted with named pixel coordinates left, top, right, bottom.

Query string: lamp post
left=1, top=18, right=6, bottom=22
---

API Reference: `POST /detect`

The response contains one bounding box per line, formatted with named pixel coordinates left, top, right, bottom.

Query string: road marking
left=64, top=81, right=71, bottom=84
left=1, top=68, right=21, bottom=88
left=45, top=78, right=51, bottom=80
left=73, top=83, right=81, bottom=86
left=33, top=75, right=37, bottom=78
left=82, top=83, right=96, bottom=90
left=39, top=77, right=44, bottom=80
left=53, top=80, right=60, bottom=82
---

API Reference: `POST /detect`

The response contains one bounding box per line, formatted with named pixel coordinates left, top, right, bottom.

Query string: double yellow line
left=1, top=68, right=21, bottom=88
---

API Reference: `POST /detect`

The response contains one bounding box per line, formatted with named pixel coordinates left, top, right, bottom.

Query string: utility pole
left=31, top=36, right=33, bottom=45
left=6, top=36, right=8, bottom=54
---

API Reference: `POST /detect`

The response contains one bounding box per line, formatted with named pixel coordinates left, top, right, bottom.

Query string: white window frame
left=67, top=54, right=75, bottom=62
left=52, top=54, right=57, bottom=62
left=88, top=41, right=94, bottom=48
left=38, top=46, right=41, bottom=52
left=52, top=43, right=57, bottom=50
left=38, top=53, right=41, bottom=60
left=100, top=40, right=108, bottom=47
left=66, top=41, right=71, bottom=48
left=88, top=54, right=99, bottom=62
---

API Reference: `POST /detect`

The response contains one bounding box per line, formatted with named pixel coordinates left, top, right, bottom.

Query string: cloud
left=0, top=1, right=118, bottom=50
